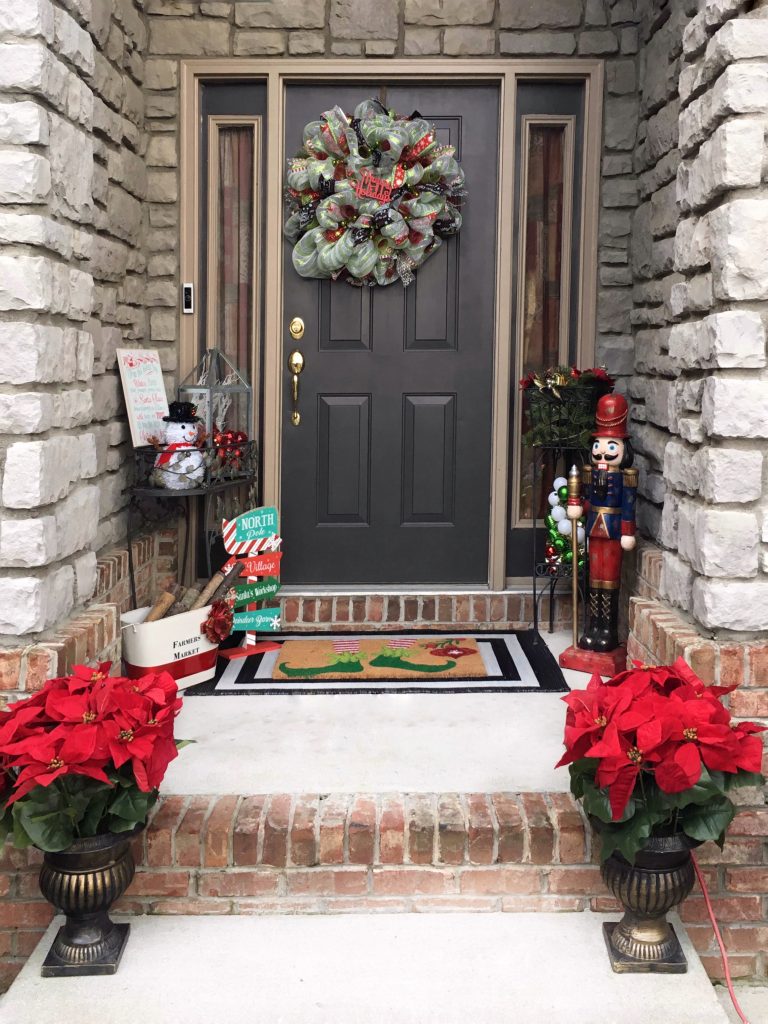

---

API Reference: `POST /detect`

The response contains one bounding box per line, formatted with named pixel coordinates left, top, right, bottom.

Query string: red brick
left=317, top=897, right=411, bottom=912
left=747, top=644, right=768, bottom=686
left=549, top=793, right=586, bottom=864
left=386, top=597, right=402, bottom=623
left=334, top=597, right=351, bottom=622
left=12, top=930, right=46, bottom=958
left=379, top=796, right=405, bottom=865
left=283, top=598, right=299, bottom=624
left=0, top=875, right=10, bottom=899
left=729, top=689, right=768, bottom=718
left=437, top=795, right=466, bottom=865
left=316, top=599, right=332, bottom=623
left=0, top=902, right=54, bottom=928
left=721, top=925, right=768, bottom=954
left=175, top=796, right=210, bottom=867
left=502, top=895, right=584, bottom=912
left=725, top=868, right=768, bottom=893
left=318, top=795, right=348, bottom=864
left=17, top=872, right=43, bottom=898
left=287, top=869, right=367, bottom=896
left=454, top=597, right=470, bottom=623
left=367, top=597, right=384, bottom=623
left=146, top=795, right=187, bottom=867
left=547, top=866, right=604, bottom=895
left=233, top=795, right=266, bottom=867
left=471, top=596, right=488, bottom=623
left=437, top=597, right=452, bottom=622
left=261, top=795, right=292, bottom=867
left=24, top=648, right=55, bottom=692
left=0, top=962, right=23, bottom=994
left=719, top=646, right=745, bottom=687
left=492, top=794, right=524, bottom=863
left=0, top=651, right=21, bottom=691
left=421, top=598, right=436, bottom=622
left=351, top=598, right=366, bottom=623
left=680, top=895, right=762, bottom=925
left=700, top=954, right=757, bottom=982
left=683, top=925, right=716, bottom=955
left=372, top=868, right=453, bottom=896
left=403, top=598, right=418, bottom=622
left=301, top=599, right=317, bottom=623
left=413, top=896, right=499, bottom=912
left=688, top=643, right=716, bottom=685
left=729, top=810, right=768, bottom=838
left=466, top=794, right=494, bottom=865
left=460, top=867, right=541, bottom=895
left=0, top=934, right=11, bottom=958
left=128, top=870, right=190, bottom=897
left=589, top=895, right=623, bottom=913
left=198, top=871, right=278, bottom=898
left=202, top=796, right=238, bottom=868
left=695, top=838, right=763, bottom=865
left=348, top=796, right=376, bottom=865
left=407, top=795, right=435, bottom=865
left=520, top=793, right=554, bottom=864
left=291, top=795, right=318, bottom=867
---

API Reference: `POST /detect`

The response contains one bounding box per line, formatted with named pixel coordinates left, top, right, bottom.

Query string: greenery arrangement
left=520, top=365, right=615, bottom=449
left=0, top=664, right=186, bottom=853
left=556, top=659, right=765, bottom=864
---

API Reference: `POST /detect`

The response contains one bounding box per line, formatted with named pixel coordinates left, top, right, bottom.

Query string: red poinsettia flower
left=4, top=729, right=111, bottom=805
left=586, top=717, right=672, bottom=820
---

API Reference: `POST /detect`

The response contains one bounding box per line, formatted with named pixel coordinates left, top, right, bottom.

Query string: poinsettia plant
left=0, top=664, right=187, bottom=853
left=556, top=658, right=765, bottom=864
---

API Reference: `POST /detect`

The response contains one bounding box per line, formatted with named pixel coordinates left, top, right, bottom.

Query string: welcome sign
left=223, top=505, right=283, bottom=640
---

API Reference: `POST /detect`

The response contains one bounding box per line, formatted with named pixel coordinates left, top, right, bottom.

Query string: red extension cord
left=691, top=852, right=751, bottom=1024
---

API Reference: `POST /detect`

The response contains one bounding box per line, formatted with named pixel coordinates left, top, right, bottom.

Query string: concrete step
left=1, top=912, right=729, bottom=1024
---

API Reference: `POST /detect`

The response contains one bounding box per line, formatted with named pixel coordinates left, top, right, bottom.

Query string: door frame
left=179, top=58, right=603, bottom=590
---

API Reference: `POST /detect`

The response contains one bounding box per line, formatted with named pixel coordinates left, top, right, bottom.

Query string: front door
left=280, top=82, right=499, bottom=586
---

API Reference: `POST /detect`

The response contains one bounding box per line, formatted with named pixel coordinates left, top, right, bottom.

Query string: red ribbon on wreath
left=202, top=600, right=233, bottom=644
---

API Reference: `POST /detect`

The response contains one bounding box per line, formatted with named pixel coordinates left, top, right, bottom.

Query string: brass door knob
left=289, top=317, right=304, bottom=340
left=287, top=349, right=304, bottom=426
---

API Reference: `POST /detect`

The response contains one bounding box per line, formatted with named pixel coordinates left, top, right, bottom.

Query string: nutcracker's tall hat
left=592, top=393, right=630, bottom=439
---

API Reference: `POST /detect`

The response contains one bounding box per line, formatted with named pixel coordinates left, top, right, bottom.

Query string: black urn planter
left=599, top=831, right=700, bottom=974
left=38, top=826, right=141, bottom=977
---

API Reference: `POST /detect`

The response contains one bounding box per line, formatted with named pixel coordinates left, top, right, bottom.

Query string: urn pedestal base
left=558, top=644, right=627, bottom=676
left=603, top=921, right=687, bottom=974
left=41, top=921, right=131, bottom=977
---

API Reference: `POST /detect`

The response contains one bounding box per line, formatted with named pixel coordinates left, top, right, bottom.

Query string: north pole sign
left=222, top=506, right=283, bottom=639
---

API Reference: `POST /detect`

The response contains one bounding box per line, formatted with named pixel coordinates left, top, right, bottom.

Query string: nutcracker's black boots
left=578, top=590, right=620, bottom=652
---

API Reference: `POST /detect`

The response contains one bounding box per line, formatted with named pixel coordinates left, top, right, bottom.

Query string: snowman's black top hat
left=163, top=400, right=200, bottom=423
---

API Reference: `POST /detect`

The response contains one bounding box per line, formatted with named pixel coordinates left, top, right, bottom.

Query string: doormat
left=184, top=630, right=568, bottom=696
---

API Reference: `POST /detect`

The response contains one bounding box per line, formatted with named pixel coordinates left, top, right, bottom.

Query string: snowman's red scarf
left=155, top=442, right=195, bottom=467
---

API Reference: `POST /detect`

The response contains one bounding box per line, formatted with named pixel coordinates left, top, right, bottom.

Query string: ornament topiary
left=284, top=98, right=466, bottom=287
left=545, top=476, right=586, bottom=573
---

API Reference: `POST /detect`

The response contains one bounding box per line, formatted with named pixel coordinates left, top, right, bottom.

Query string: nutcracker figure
left=566, top=393, right=638, bottom=655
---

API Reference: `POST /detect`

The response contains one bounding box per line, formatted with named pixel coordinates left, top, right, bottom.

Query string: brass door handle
left=287, top=349, right=304, bottom=426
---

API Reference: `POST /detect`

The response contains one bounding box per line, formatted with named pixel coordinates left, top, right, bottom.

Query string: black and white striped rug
left=184, top=629, right=568, bottom=696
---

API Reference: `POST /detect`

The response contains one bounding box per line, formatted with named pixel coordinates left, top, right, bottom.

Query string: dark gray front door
left=280, top=82, right=499, bottom=586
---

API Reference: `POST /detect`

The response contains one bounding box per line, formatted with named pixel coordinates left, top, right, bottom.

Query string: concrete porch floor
left=0, top=912, right=730, bottom=1024
left=164, top=630, right=581, bottom=795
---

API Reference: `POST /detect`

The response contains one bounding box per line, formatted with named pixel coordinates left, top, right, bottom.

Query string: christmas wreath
left=284, top=98, right=466, bottom=287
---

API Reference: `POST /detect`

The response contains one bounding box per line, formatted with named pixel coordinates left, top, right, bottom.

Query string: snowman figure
left=152, top=401, right=206, bottom=490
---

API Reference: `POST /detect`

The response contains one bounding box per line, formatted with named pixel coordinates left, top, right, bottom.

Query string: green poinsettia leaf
left=106, top=786, right=156, bottom=830
left=78, top=784, right=114, bottom=838
left=598, top=810, right=659, bottom=865
left=12, top=797, right=75, bottom=853
left=175, top=739, right=194, bottom=750
left=568, top=759, right=599, bottom=801
left=679, top=796, right=735, bottom=846
left=722, top=770, right=764, bottom=792
left=103, top=814, right=140, bottom=834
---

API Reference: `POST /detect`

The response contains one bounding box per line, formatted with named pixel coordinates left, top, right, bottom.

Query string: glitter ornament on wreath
left=284, top=97, right=466, bottom=287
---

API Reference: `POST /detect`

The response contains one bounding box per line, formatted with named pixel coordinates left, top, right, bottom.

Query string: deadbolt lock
left=289, top=316, right=305, bottom=340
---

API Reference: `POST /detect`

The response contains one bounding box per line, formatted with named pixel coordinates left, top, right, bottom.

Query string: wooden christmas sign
left=222, top=505, right=283, bottom=641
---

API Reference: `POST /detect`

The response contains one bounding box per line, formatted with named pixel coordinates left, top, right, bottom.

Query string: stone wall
left=629, top=0, right=768, bottom=638
left=0, top=0, right=161, bottom=644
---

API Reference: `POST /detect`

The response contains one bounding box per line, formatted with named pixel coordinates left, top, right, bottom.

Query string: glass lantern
left=178, top=348, right=254, bottom=484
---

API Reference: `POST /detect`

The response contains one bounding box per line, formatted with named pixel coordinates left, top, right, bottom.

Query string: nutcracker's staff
left=566, top=464, right=582, bottom=650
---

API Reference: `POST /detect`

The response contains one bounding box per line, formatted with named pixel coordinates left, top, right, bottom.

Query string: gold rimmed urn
left=38, top=826, right=141, bottom=977
left=600, top=831, right=698, bottom=973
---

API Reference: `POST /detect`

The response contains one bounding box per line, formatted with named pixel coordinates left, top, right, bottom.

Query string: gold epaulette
left=623, top=468, right=639, bottom=486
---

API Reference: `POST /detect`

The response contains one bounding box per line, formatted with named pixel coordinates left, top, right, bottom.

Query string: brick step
left=2, top=913, right=729, bottom=1024
left=3, top=792, right=765, bottom=991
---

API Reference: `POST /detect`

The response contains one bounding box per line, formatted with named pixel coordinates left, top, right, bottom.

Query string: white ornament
left=553, top=476, right=567, bottom=489
left=153, top=419, right=205, bottom=490
left=577, top=526, right=585, bottom=544
left=557, top=519, right=572, bottom=536
left=547, top=491, right=559, bottom=507
left=551, top=505, right=566, bottom=522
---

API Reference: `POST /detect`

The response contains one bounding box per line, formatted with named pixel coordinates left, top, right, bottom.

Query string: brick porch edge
left=2, top=791, right=766, bottom=991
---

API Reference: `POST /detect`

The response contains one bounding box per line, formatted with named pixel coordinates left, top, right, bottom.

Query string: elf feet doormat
left=184, top=630, right=569, bottom=696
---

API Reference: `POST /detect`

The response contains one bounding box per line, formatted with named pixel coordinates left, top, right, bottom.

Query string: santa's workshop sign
left=222, top=506, right=282, bottom=644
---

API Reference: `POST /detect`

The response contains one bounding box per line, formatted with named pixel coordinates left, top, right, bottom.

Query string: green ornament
left=544, top=514, right=555, bottom=530
left=578, top=559, right=585, bottom=569
left=557, top=485, right=568, bottom=502
left=554, top=536, right=566, bottom=553
left=563, top=550, right=573, bottom=563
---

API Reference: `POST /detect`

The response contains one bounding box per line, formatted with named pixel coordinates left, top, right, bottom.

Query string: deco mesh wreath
left=284, top=98, right=466, bottom=287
